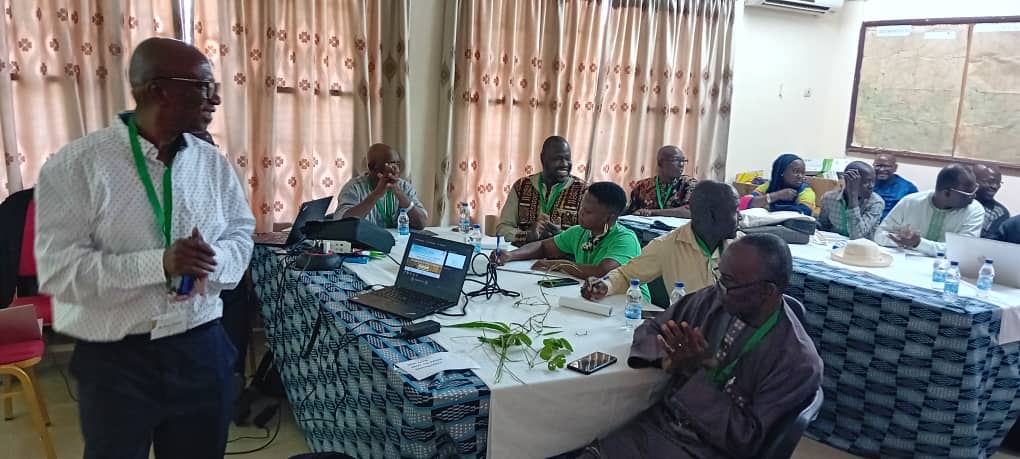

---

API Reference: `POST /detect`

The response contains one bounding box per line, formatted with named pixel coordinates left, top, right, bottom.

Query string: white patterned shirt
left=34, top=116, right=255, bottom=342
left=874, top=190, right=984, bottom=257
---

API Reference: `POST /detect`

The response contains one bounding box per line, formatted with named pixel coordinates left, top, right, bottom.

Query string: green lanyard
left=839, top=200, right=849, bottom=236
left=537, top=175, right=567, bottom=215
left=694, top=234, right=722, bottom=273
left=712, top=308, right=782, bottom=386
left=127, top=115, right=173, bottom=247
left=655, top=176, right=675, bottom=210
left=373, top=185, right=395, bottom=226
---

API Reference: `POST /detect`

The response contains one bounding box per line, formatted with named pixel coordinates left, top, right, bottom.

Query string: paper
left=876, top=25, right=912, bottom=37
left=975, top=23, right=1020, bottom=33
left=395, top=352, right=480, bottom=380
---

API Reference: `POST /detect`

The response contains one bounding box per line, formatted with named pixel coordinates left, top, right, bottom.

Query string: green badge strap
left=537, top=175, right=567, bottom=216
left=711, top=308, right=781, bottom=386
left=374, top=186, right=395, bottom=226
left=655, top=176, right=675, bottom=210
left=839, top=200, right=849, bottom=237
left=128, top=115, right=172, bottom=247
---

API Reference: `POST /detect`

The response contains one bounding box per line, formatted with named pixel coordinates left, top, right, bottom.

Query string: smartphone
left=567, top=352, right=618, bottom=375
left=538, top=278, right=581, bottom=288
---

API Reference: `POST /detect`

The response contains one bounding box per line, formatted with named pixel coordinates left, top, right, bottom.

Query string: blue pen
left=495, top=234, right=502, bottom=252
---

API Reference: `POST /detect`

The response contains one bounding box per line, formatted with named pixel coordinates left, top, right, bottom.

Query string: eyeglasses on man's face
left=949, top=188, right=977, bottom=199
left=153, top=77, right=220, bottom=99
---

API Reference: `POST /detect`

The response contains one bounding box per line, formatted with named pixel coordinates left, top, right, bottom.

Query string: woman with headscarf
left=747, top=153, right=817, bottom=216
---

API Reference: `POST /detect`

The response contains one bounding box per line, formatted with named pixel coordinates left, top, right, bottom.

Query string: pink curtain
left=193, top=0, right=409, bottom=231
left=0, top=0, right=175, bottom=198
left=435, top=0, right=735, bottom=222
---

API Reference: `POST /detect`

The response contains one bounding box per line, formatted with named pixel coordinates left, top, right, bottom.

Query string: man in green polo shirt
left=490, top=182, right=648, bottom=298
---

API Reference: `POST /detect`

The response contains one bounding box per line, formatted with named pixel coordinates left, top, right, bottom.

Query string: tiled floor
left=4, top=346, right=1020, bottom=459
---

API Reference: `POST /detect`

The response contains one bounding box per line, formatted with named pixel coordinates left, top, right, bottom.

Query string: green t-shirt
left=553, top=223, right=650, bottom=299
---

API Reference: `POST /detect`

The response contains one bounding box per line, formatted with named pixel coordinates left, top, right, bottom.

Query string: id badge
left=150, top=310, right=187, bottom=340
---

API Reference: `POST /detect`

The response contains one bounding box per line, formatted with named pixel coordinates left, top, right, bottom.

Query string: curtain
left=0, top=0, right=175, bottom=198
left=193, top=0, right=409, bottom=232
left=435, top=0, right=735, bottom=222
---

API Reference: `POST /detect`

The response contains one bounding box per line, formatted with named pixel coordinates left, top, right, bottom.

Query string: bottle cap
left=937, top=252, right=945, bottom=257
left=674, top=281, right=685, bottom=288
left=399, top=208, right=407, bottom=213
left=630, top=279, right=640, bottom=286
left=985, top=259, right=994, bottom=264
left=950, top=261, right=959, bottom=266
left=473, top=224, right=481, bottom=229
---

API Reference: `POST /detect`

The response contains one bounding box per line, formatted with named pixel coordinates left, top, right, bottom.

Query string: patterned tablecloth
left=250, top=246, right=490, bottom=458
left=789, top=258, right=1020, bottom=458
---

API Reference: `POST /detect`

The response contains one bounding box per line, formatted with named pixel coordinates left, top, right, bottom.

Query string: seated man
left=993, top=216, right=1020, bottom=245
left=874, top=164, right=984, bottom=256
left=559, top=234, right=823, bottom=458
left=626, top=145, right=698, bottom=218
left=581, top=180, right=739, bottom=301
left=973, top=164, right=1009, bottom=238
left=497, top=136, right=586, bottom=245
left=817, top=162, right=885, bottom=239
left=335, top=143, right=427, bottom=229
left=873, top=153, right=918, bottom=220
left=490, top=182, right=648, bottom=298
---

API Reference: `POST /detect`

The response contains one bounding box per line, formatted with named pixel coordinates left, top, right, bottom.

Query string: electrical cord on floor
left=56, top=361, right=78, bottom=402
left=224, top=407, right=283, bottom=455
left=226, top=427, right=270, bottom=444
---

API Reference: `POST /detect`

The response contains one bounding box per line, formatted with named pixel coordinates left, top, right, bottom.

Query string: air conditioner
left=745, top=0, right=844, bottom=15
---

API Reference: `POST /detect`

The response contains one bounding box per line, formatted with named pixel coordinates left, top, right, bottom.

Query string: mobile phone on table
left=567, top=352, right=618, bottom=375
left=538, top=277, right=581, bottom=288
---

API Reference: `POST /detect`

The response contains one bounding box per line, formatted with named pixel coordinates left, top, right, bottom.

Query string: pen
left=495, top=234, right=501, bottom=252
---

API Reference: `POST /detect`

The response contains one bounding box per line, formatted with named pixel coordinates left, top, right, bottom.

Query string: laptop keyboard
left=374, top=288, right=449, bottom=308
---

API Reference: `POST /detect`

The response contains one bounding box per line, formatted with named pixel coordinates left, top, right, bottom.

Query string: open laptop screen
left=395, top=233, right=473, bottom=303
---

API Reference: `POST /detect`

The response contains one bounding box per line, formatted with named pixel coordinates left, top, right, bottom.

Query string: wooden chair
left=0, top=305, right=55, bottom=459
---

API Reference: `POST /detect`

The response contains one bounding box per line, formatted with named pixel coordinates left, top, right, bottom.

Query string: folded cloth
left=740, top=208, right=816, bottom=229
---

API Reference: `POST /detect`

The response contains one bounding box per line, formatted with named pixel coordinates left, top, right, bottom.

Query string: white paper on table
left=618, top=215, right=656, bottom=226
left=394, top=352, right=481, bottom=380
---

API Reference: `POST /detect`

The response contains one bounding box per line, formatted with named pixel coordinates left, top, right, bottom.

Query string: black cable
left=224, top=407, right=282, bottom=455
left=56, top=362, right=78, bottom=402
left=465, top=261, right=520, bottom=300
left=226, top=427, right=270, bottom=444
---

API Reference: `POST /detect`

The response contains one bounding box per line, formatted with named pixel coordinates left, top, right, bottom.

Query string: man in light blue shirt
left=873, top=154, right=918, bottom=220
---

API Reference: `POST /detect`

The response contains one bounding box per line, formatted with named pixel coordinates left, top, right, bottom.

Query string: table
left=253, top=229, right=668, bottom=459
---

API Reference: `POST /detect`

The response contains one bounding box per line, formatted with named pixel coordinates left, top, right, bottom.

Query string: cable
left=224, top=407, right=282, bottom=455
left=226, top=427, right=270, bottom=444
left=56, top=361, right=78, bottom=402
left=465, top=260, right=520, bottom=301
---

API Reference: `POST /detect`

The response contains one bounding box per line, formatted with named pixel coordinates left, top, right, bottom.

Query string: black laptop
left=350, top=233, right=474, bottom=319
left=253, top=196, right=332, bottom=247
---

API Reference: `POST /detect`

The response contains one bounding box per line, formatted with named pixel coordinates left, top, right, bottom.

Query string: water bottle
left=397, top=208, right=410, bottom=238
left=943, top=261, right=960, bottom=303
left=469, top=224, right=482, bottom=254
left=977, top=259, right=995, bottom=299
left=669, top=281, right=686, bottom=306
left=931, top=252, right=947, bottom=290
left=458, top=202, right=472, bottom=234
left=624, top=279, right=643, bottom=331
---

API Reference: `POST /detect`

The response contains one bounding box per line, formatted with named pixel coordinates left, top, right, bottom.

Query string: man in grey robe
left=559, top=233, right=823, bottom=459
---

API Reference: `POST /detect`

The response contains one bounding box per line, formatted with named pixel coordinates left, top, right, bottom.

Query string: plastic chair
left=0, top=304, right=55, bottom=459
left=10, top=200, right=52, bottom=326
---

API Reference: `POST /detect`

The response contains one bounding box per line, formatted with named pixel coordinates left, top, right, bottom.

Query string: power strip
left=559, top=296, right=614, bottom=317
left=321, top=240, right=352, bottom=253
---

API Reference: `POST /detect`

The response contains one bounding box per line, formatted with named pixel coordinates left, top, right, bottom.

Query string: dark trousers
left=70, top=320, right=237, bottom=459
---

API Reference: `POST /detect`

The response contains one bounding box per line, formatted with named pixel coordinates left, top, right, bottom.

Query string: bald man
left=973, top=164, right=1010, bottom=238
left=35, top=38, right=254, bottom=457
left=336, top=143, right=428, bottom=229
left=873, top=154, right=917, bottom=220
left=626, top=145, right=698, bottom=218
left=817, top=162, right=885, bottom=239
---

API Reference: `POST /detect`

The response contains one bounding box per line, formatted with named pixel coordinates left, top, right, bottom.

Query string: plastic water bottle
left=458, top=202, right=472, bottom=234
left=669, top=281, right=686, bottom=306
left=931, top=252, right=948, bottom=290
left=624, top=279, right=643, bottom=331
left=977, top=259, right=995, bottom=299
left=943, top=261, right=960, bottom=303
left=469, top=224, right=482, bottom=253
left=397, top=208, right=410, bottom=238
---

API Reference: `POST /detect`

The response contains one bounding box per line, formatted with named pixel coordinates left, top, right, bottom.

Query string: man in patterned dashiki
left=497, top=135, right=586, bottom=245
left=972, top=163, right=1009, bottom=239
left=626, top=145, right=698, bottom=218
left=489, top=182, right=648, bottom=299
left=335, top=143, right=428, bottom=229
left=556, top=234, right=822, bottom=459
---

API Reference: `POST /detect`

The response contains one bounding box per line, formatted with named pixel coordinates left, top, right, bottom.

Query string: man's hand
left=771, top=188, right=799, bottom=202
left=890, top=228, right=921, bottom=249
left=633, top=208, right=656, bottom=217
left=371, top=171, right=397, bottom=197
left=581, top=277, right=609, bottom=300
left=489, top=249, right=512, bottom=266
left=163, top=227, right=217, bottom=278
left=535, top=213, right=562, bottom=239
left=843, top=169, right=861, bottom=207
left=657, top=320, right=710, bottom=373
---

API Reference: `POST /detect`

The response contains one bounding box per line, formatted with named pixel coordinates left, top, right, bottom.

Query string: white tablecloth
left=346, top=228, right=668, bottom=458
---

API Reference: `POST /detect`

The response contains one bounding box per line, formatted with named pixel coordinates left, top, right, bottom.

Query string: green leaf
left=560, top=339, right=573, bottom=352
left=449, top=321, right=511, bottom=333
left=542, top=331, right=562, bottom=336
left=539, top=347, right=553, bottom=360
left=517, top=334, right=532, bottom=347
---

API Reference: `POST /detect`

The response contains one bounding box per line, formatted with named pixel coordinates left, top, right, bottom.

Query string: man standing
left=560, top=234, right=823, bottom=458
left=972, top=164, right=1009, bottom=238
left=34, top=38, right=254, bottom=458
left=873, top=154, right=918, bottom=220
left=497, top=136, right=586, bottom=245
left=626, top=146, right=698, bottom=218
left=581, top=181, right=740, bottom=300
left=336, top=143, right=428, bottom=229
left=874, top=164, right=984, bottom=256
left=817, top=162, right=885, bottom=239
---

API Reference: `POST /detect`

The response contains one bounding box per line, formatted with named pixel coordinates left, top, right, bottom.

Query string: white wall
left=726, top=0, right=1020, bottom=211
left=406, top=0, right=445, bottom=223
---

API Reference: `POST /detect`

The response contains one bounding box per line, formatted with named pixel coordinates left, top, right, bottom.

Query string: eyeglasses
left=714, top=270, right=771, bottom=295
left=949, top=188, right=977, bottom=198
left=153, top=77, right=220, bottom=99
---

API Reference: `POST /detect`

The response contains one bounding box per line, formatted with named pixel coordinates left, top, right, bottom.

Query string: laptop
left=0, top=305, right=42, bottom=345
left=253, top=196, right=332, bottom=247
left=945, top=232, right=1020, bottom=288
left=350, top=233, right=474, bottom=319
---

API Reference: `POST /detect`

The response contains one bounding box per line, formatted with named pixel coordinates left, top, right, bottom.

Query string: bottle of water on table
left=624, top=279, right=643, bottom=331
left=669, top=281, right=686, bottom=306
left=931, top=252, right=947, bottom=290
left=397, top=208, right=410, bottom=238
left=977, top=259, right=995, bottom=299
left=469, top=224, right=482, bottom=254
left=943, top=261, right=960, bottom=303
left=458, top=202, right=472, bottom=234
